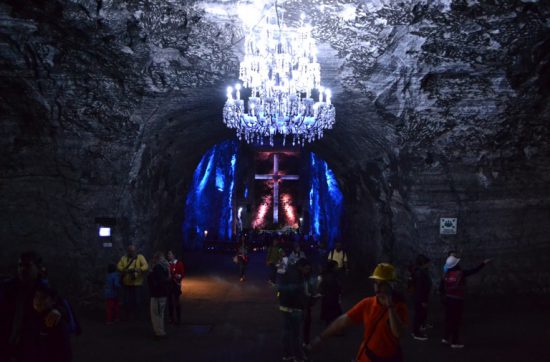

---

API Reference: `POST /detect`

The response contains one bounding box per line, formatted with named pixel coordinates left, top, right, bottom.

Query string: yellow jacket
left=117, top=254, right=149, bottom=286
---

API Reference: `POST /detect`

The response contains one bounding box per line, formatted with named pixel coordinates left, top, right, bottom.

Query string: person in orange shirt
left=307, top=263, right=408, bottom=362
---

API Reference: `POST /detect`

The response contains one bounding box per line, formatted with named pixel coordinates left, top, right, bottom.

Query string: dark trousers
left=123, top=285, right=141, bottom=319
left=444, top=297, right=464, bottom=344
left=269, top=264, right=277, bottom=282
left=303, top=304, right=312, bottom=344
left=413, top=300, right=428, bottom=335
left=167, top=285, right=181, bottom=323
left=282, top=309, right=303, bottom=358
left=239, top=261, right=247, bottom=279
left=106, top=298, right=120, bottom=322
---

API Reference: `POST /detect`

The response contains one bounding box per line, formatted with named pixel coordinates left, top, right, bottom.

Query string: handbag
left=232, top=255, right=238, bottom=264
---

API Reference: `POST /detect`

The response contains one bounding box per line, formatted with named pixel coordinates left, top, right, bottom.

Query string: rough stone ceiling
left=2, top=0, right=548, bottom=164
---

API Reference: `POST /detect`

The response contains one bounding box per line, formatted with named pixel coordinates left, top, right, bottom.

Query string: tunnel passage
left=180, top=140, right=346, bottom=251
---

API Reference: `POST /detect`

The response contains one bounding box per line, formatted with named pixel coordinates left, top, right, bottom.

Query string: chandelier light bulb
left=222, top=7, right=335, bottom=146
left=325, top=89, right=332, bottom=104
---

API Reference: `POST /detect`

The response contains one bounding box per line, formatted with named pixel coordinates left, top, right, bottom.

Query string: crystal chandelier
left=223, top=8, right=335, bottom=146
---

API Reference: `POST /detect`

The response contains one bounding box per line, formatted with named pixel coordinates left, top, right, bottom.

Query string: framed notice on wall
left=440, top=218, right=457, bottom=235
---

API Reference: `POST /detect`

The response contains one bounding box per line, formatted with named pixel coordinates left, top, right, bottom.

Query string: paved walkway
left=73, top=251, right=549, bottom=362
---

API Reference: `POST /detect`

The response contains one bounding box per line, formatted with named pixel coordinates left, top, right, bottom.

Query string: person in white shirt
left=327, top=242, right=349, bottom=277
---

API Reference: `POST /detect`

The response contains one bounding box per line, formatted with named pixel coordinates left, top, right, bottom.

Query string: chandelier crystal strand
left=223, top=8, right=335, bottom=146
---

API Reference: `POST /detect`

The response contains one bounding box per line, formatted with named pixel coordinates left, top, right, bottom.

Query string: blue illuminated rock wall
left=308, top=153, right=343, bottom=249
left=182, top=141, right=237, bottom=249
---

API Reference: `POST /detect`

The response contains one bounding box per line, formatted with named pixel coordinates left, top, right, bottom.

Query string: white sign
left=99, top=227, right=111, bottom=237
left=440, top=218, right=457, bottom=235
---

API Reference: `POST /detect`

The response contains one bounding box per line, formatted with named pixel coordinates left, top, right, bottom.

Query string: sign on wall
left=440, top=218, right=457, bottom=235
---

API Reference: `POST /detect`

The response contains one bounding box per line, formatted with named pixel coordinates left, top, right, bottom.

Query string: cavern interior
left=1, top=0, right=549, bottom=361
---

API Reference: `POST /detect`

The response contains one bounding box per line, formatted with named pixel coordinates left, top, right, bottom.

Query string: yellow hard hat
left=369, top=263, right=397, bottom=281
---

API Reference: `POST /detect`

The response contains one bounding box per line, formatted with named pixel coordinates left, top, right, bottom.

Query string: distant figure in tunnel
left=166, top=250, right=184, bottom=325
left=117, top=245, right=149, bottom=321
left=278, top=258, right=312, bottom=362
left=236, top=239, right=249, bottom=282
left=266, top=239, right=283, bottom=284
left=288, top=243, right=306, bottom=266
left=147, top=252, right=170, bottom=339
left=307, top=263, right=409, bottom=362
left=0, top=251, right=65, bottom=362
left=327, top=242, right=349, bottom=279
left=319, top=260, right=342, bottom=326
left=440, top=255, right=491, bottom=348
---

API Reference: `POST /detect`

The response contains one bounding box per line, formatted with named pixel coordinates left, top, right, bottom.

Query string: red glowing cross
left=255, top=154, right=299, bottom=224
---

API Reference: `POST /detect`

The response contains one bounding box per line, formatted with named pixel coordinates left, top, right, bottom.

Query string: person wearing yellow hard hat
left=306, top=263, right=409, bottom=362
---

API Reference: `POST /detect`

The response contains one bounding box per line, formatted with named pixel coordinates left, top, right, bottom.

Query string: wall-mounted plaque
left=440, top=218, right=457, bottom=235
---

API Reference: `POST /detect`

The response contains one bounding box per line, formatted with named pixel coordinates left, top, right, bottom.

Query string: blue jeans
left=281, top=309, right=303, bottom=358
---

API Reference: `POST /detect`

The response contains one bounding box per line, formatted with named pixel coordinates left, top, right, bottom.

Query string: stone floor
left=72, top=251, right=550, bottom=362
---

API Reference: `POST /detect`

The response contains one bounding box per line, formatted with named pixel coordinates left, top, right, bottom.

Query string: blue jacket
left=104, top=272, right=121, bottom=299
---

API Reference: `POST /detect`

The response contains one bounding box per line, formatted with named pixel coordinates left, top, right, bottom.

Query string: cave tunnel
left=1, top=1, right=550, bottom=361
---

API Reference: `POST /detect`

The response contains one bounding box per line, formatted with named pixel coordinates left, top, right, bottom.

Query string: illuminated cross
left=255, top=153, right=299, bottom=224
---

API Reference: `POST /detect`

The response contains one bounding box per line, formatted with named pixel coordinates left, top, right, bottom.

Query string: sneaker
left=282, top=357, right=293, bottom=361
left=412, top=333, right=428, bottom=341
left=451, top=343, right=464, bottom=349
left=441, top=338, right=450, bottom=344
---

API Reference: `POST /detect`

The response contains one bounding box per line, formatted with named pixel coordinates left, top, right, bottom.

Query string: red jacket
left=444, top=270, right=464, bottom=299
left=169, top=259, right=184, bottom=284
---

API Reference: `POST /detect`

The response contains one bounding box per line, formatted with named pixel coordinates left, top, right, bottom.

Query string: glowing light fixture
left=99, top=227, right=111, bottom=237
left=223, top=3, right=335, bottom=146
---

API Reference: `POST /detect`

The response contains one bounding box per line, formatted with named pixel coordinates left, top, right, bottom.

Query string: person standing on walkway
left=166, top=251, right=184, bottom=325
left=319, top=260, right=342, bottom=326
left=278, top=258, right=312, bottom=362
left=276, top=249, right=289, bottom=285
left=117, top=245, right=148, bottom=320
left=441, top=255, right=491, bottom=348
left=288, top=243, right=306, bottom=265
left=147, top=252, right=170, bottom=339
left=236, top=240, right=249, bottom=282
left=266, top=239, right=282, bottom=284
left=411, top=254, right=432, bottom=341
left=307, top=263, right=408, bottom=362
left=327, top=242, right=349, bottom=279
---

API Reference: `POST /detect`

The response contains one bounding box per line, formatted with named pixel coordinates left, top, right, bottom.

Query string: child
left=104, top=263, right=121, bottom=324
left=33, top=285, right=72, bottom=362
